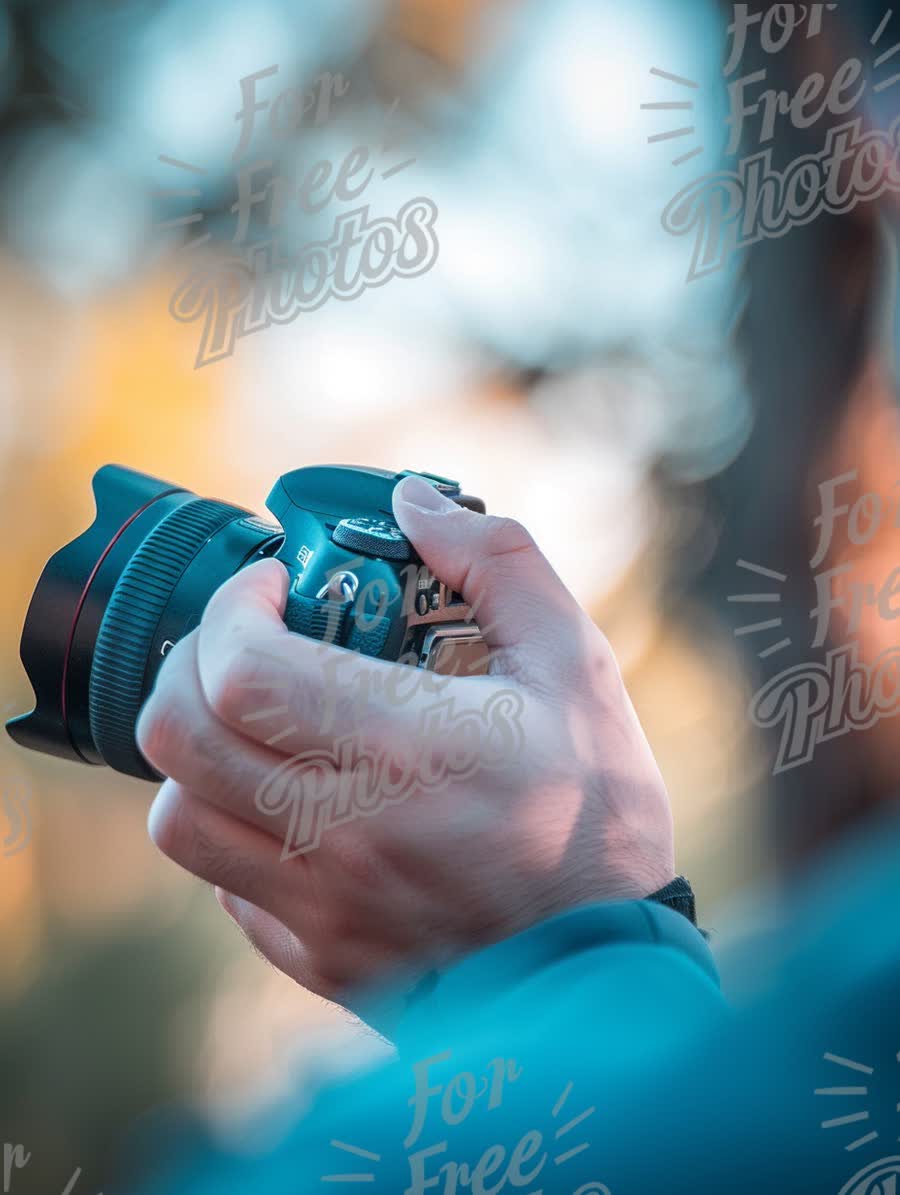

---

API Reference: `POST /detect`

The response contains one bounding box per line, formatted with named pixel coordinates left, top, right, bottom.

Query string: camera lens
left=7, top=465, right=282, bottom=780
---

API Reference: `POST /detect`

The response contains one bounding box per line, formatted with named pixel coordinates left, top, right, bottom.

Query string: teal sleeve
left=118, top=819, right=900, bottom=1195
left=118, top=899, right=723, bottom=1194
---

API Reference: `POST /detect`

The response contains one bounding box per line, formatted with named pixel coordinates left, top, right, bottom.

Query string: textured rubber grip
left=283, top=590, right=392, bottom=658
left=346, top=615, right=392, bottom=658
left=283, top=592, right=350, bottom=645
left=89, top=497, right=246, bottom=779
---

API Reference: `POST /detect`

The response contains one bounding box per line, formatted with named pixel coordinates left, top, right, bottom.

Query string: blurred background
left=0, top=0, right=897, bottom=1189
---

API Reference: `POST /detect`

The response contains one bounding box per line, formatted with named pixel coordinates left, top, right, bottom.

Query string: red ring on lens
left=60, top=489, right=181, bottom=756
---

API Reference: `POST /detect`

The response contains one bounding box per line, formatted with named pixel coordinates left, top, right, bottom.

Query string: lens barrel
left=88, top=496, right=248, bottom=777
left=7, top=466, right=279, bottom=778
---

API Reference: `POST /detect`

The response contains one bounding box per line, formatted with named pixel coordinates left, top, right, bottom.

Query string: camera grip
left=282, top=588, right=393, bottom=659
left=283, top=590, right=350, bottom=645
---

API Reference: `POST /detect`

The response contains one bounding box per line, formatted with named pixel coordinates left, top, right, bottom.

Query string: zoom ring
left=89, top=498, right=245, bottom=779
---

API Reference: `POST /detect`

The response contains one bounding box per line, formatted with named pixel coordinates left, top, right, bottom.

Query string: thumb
left=392, top=474, right=583, bottom=664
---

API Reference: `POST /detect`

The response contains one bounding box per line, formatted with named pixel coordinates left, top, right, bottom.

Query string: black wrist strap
left=646, top=875, right=697, bottom=926
left=403, top=877, right=701, bottom=1014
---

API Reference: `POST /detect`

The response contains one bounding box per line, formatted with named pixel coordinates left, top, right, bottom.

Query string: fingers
left=214, top=890, right=331, bottom=998
left=148, top=781, right=344, bottom=999
left=147, top=776, right=451, bottom=998
left=392, top=475, right=588, bottom=674
left=147, top=778, right=309, bottom=915
left=138, top=630, right=306, bottom=845
left=139, top=617, right=528, bottom=864
left=139, top=630, right=403, bottom=851
left=215, top=885, right=418, bottom=1000
left=194, top=559, right=414, bottom=751
left=193, top=557, right=513, bottom=760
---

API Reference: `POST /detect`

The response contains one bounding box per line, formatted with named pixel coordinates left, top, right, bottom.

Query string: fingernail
left=394, top=475, right=459, bottom=514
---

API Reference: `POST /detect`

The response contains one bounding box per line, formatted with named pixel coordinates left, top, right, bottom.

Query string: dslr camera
left=6, top=464, right=487, bottom=780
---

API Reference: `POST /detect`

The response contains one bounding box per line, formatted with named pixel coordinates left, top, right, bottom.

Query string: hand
left=136, top=474, right=675, bottom=1009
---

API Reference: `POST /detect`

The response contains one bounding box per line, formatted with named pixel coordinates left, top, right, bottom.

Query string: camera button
left=332, top=517, right=412, bottom=561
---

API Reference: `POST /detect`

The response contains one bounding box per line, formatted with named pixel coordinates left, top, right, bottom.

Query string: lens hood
left=7, top=465, right=190, bottom=763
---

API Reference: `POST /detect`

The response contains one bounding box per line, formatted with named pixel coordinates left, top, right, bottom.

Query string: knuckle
left=329, top=681, right=383, bottom=738
left=481, top=515, right=537, bottom=561
left=321, top=904, right=359, bottom=944
left=299, top=651, right=389, bottom=739
left=569, top=629, right=624, bottom=709
left=137, top=696, right=187, bottom=774
left=329, top=827, right=384, bottom=891
left=587, top=625, right=622, bottom=681
left=313, top=947, right=358, bottom=992
left=191, top=820, right=262, bottom=897
left=286, top=665, right=327, bottom=734
left=207, top=645, right=272, bottom=727
left=147, top=783, right=185, bottom=858
left=312, top=926, right=397, bottom=991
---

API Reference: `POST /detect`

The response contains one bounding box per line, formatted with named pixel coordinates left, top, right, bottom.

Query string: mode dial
left=331, top=516, right=412, bottom=561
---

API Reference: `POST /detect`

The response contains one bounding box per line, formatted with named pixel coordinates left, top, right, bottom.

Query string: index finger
left=194, top=559, right=488, bottom=757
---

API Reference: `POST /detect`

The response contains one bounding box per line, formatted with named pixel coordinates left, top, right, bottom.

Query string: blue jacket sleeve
left=117, top=899, right=723, bottom=1194
left=117, top=817, right=900, bottom=1195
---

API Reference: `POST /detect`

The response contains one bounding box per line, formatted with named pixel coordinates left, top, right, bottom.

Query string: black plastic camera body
left=272, top=465, right=486, bottom=669
left=7, top=464, right=486, bottom=780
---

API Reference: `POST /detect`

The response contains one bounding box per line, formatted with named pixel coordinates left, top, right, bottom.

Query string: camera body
left=271, top=466, right=486, bottom=672
left=6, top=464, right=487, bottom=781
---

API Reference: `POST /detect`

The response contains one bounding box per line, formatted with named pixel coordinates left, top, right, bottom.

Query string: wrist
left=581, top=823, right=676, bottom=907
